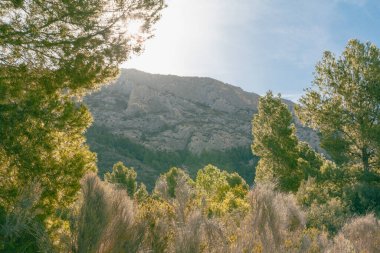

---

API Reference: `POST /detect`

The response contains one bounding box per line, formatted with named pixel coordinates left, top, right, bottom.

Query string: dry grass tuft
left=328, top=214, right=380, bottom=253
left=73, top=173, right=142, bottom=253
left=232, top=183, right=306, bottom=253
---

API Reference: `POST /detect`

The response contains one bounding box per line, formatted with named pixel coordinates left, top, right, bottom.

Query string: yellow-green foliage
left=154, top=167, right=195, bottom=200
left=307, top=198, right=350, bottom=234
left=0, top=182, right=55, bottom=252
left=105, top=162, right=138, bottom=197
left=137, top=198, right=176, bottom=252
left=195, top=165, right=250, bottom=217
left=4, top=170, right=379, bottom=252
left=297, top=39, right=380, bottom=172
left=296, top=160, right=353, bottom=208
left=0, top=2, right=165, bottom=248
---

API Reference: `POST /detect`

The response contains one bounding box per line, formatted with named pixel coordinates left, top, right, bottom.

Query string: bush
left=344, top=172, right=380, bottom=216
left=328, top=214, right=380, bottom=253
left=307, top=198, right=350, bottom=234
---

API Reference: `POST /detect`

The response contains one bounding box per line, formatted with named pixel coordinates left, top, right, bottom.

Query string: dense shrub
left=69, top=169, right=379, bottom=253
left=327, top=214, right=380, bottom=253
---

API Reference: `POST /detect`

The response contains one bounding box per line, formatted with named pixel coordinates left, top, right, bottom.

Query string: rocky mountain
left=84, top=69, right=320, bottom=189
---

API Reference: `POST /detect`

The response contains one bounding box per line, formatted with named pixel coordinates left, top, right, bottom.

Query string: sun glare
left=127, top=19, right=144, bottom=36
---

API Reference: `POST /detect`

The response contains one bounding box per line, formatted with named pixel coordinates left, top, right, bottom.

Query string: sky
left=124, top=0, right=380, bottom=101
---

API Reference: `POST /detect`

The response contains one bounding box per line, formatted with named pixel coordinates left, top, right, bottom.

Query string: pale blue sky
left=124, top=0, right=380, bottom=101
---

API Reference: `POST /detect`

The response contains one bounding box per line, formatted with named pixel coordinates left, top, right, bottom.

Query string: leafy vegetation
left=4, top=167, right=379, bottom=252
left=0, top=0, right=164, bottom=251
left=86, top=124, right=257, bottom=190
left=0, top=0, right=379, bottom=251
left=298, top=39, right=380, bottom=172
left=296, top=39, right=380, bottom=219
left=252, top=91, right=303, bottom=192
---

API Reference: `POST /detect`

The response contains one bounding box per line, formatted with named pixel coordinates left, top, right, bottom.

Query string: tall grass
left=57, top=174, right=380, bottom=252
left=232, top=183, right=305, bottom=252
left=72, top=173, right=142, bottom=253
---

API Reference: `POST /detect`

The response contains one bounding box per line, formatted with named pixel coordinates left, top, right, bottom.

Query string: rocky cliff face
left=84, top=69, right=321, bottom=188
left=85, top=69, right=263, bottom=154
left=85, top=69, right=319, bottom=154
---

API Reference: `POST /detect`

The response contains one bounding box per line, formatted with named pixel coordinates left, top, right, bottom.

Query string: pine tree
left=297, top=39, right=380, bottom=216
left=0, top=0, right=164, bottom=221
left=297, top=39, right=380, bottom=172
left=252, top=92, right=302, bottom=192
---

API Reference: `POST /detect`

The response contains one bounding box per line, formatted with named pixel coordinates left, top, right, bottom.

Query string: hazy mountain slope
left=86, top=69, right=261, bottom=153
left=84, top=69, right=320, bottom=188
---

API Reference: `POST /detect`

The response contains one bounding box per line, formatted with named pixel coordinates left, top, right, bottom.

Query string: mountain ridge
left=84, top=69, right=320, bottom=187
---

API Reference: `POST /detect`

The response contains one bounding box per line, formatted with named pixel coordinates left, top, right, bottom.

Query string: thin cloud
left=125, top=0, right=380, bottom=98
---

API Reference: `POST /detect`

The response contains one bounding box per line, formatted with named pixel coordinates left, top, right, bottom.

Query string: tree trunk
left=361, top=147, right=370, bottom=172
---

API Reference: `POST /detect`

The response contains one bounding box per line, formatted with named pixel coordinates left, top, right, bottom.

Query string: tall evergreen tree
left=0, top=0, right=164, bottom=220
left=297, top=39, right=380, bottom=216
left=252, top=92, right=302, bottom=192
left=297, top=39, right=380, bottom=172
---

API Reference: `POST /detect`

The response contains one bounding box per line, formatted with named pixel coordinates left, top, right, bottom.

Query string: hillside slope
left=84, top=69, right=319, bottom=188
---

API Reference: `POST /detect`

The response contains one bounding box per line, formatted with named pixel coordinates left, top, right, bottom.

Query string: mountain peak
left=86, top=69, right=264, bottom=154
left=84, top=69, right=320, bottom=186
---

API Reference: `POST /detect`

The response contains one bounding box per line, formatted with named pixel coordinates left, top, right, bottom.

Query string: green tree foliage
left=297, top=39, right=380, bottom=216
left=297, top=39, right=380, bottom=172
left=307, top=198, right=350, bottom=234
left=105, top=162, right=138, bottom=197
left=0, top=1, right=164, bottom=251
left=0, top=0, right=164, bottom=220
left=0, top=0, right=164, bottom=94
left=297, top=141, right=324, bottom=179
left=135, top=183, right=149, bottom=203
left=252, top=91, right=303, bottom=192
left=195, top=165, right=249, bottom=217
left=137, top=198, right=175, bottom=252
left=296, top=161, right=352, bottom=207
left=154, top=167, right=194, bottom=199
left=86, top=124, right=257, bottom=190
left=344, top=171, right=380, bottom=216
